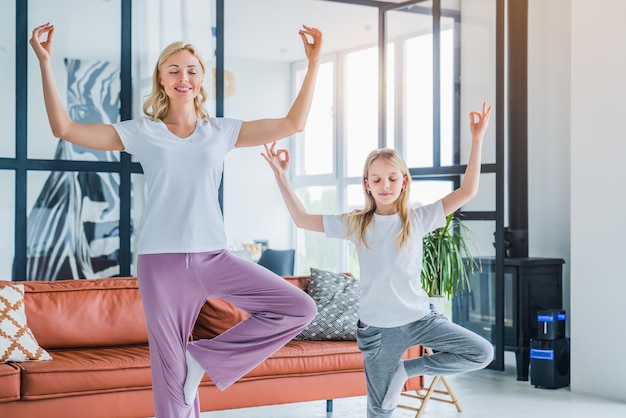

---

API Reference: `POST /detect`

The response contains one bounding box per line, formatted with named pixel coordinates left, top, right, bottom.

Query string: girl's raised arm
left=261, top=142, right=325, bottom=232
left=441, top=102, right=492, bottom=216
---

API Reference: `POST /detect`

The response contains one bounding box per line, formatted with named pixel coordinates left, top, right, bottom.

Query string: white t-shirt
left=323, top=201, right=445, bottom=328
left=113, top=116, right=242, bottom=254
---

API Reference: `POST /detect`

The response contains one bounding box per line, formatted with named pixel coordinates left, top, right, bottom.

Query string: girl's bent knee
left=476, top=338, right=494, bottom=367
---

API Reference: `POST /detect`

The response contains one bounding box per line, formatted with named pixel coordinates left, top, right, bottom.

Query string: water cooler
left=530, top=309, right=570, bottom=389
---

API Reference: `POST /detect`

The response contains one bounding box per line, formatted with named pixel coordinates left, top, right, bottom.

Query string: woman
left=30, top=22, right=322, bottom=418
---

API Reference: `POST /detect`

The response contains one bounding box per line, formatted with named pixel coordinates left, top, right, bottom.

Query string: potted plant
left=421, top=213, right=480, bottom=316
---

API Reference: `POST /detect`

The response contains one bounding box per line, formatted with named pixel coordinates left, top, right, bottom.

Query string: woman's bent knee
left=301, top=295, right=318, bottom=322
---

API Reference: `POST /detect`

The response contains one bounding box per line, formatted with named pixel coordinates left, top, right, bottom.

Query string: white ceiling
left=11, top=0, right=456, bottom=64
left=223, top=0, right=445, bottom=62
left=6, top=0, right=461, bottom=75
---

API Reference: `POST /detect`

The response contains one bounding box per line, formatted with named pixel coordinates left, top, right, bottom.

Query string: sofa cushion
left=192, top=298, right=252, bottom=340
left=192, top=276, right=311, bottom=340
left=18, top=341, right=363, bottom=400
left=281, top=275, right=311, bottom=292
left=0, top=363, right=20, bottom=403
left=0, top=283, right=52, bottom=362
left=239, top=340, right=364, bottom=379
left=16, top=345, right=152, bottom=400
left=295, top=268, right=360, bottom=341
left=14, top=278, right=148, bottom=349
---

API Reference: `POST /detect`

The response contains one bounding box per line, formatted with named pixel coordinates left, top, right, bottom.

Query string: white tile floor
left=200, top=352, right=626, bottom=418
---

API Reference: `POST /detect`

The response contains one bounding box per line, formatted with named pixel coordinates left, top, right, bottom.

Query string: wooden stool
left=396, top=347, right=462, bottom=417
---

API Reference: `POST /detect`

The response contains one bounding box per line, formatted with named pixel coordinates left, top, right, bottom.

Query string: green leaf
left=420, top=213, right=480, bottom=299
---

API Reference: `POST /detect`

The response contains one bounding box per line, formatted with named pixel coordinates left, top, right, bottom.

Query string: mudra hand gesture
left=298, top=25, right=323, bottom=62
left=262, top=142, right=290, bottom=178
left=30, top=22, right=55, bottom=63
left=469, top=102, right=492, bottom=142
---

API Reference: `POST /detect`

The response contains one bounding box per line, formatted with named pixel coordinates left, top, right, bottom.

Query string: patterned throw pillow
left=0, top=284, right=52, bottom=363
left=295, top=268, right=360, bottom=341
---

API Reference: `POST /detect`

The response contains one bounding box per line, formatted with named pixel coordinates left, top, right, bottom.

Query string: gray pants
left=356, top=309, right=494, bottom=417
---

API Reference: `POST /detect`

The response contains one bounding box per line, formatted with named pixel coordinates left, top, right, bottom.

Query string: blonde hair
left=344, top=148, right=412, bottom=250
left=143, top=42, right=210, bottom=120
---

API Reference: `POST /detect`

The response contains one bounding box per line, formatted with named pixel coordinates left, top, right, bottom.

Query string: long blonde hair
left=344, top=148, right=412, bottom=250
left=143, top=42, right=210, bottom=120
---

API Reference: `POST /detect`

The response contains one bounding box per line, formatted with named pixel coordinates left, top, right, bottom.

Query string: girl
left=30, top=22, right=322, bottom=418
left=262, top=103, right=494, bottom=417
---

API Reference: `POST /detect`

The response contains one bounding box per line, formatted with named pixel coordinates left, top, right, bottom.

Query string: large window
left=291, top=4, right=471, bottom=276
left=345, top=47, right=380, bottom=178
left=294, top=62, right=335, bottom=176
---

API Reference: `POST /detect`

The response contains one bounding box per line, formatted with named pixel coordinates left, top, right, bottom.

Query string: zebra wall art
left=25, top=58, right=128, bottom=281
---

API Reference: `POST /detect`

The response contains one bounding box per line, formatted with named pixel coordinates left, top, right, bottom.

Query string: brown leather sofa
left=0, top=276, right=423, bottom=418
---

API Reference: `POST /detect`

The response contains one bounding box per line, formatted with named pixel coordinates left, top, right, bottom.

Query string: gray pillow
left=295, top=268, right=360, bottom=341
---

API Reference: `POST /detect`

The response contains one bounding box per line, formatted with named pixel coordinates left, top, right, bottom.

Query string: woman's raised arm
left=236, top=25, right=323, bottom=148
left=30, top=23, right=124, bottom=151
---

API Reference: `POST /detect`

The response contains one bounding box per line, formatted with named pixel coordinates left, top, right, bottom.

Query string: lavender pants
left=137, top=251, right=317, bottom=418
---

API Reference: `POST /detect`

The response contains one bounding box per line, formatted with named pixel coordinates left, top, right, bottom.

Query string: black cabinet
left=453, top=257, right=564, bottom=381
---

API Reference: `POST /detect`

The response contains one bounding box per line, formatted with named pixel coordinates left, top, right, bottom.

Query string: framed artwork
left=25, top=58, right=124, bottom=280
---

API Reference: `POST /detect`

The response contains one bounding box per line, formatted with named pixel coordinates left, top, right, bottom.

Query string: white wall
left=530, top=0, right=626, bottom=402
left=527, top=1, right=571, bottom=326
left=569, top=0, right=626, bottom=402
left=222, top=57, right=294, bottom=252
